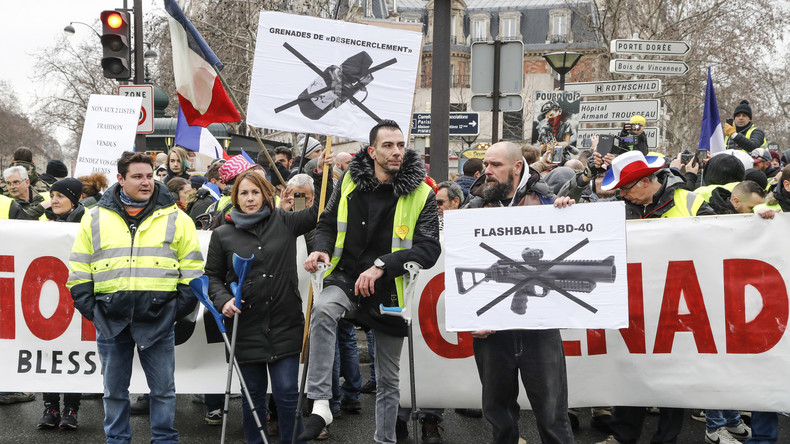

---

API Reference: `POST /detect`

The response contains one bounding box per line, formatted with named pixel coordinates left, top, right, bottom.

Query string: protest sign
left=532, top=90, right=581, bottom=146
left=73, top=94, right=142, bottom=184
left=246, top=11, right=423, bottom=142
left=443, top=202, right=628, bottom=331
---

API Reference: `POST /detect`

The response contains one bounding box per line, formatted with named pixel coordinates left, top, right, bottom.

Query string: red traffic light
left=106, top=12, right=124, bottom=29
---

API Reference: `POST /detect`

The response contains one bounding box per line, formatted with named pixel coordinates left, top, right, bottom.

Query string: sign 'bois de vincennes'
left=609, top=59, right=689, bottom=76
left=444, top=202, right=628, bottom=331
left=246, top=11, right=423, bottom=142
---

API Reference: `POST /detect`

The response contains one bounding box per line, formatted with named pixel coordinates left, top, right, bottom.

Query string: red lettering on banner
left=0, top=255, right=14, bottom=339
left=21, top=257, right=74, bottom=341
left=419, top=273, right=474, bottom=359
left=563, top=340, right=582, bottom=356
left=653, top=261, right=716, bottom=354
left=724, top=259, right=788, bottom=353
left=586, top=263, right=647, bottom=355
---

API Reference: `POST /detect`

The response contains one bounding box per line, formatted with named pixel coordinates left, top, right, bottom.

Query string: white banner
left=443, top=202, right=628, bottom=331
left=2, top=213, right=790, bottom=412
left=246, top=11, right=423, bottom=142
left=73, top=94, right=142, bottom=184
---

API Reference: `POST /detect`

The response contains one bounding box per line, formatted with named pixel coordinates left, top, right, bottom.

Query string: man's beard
left=375, top=156, right=400, bottom=176
left=482, top=172, right=515, bottom=202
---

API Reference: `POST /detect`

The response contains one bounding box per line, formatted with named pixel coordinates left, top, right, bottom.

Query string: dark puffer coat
left=204, top=201, right=319, bottom=364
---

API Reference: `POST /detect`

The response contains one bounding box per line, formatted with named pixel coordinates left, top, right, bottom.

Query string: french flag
left=175, top=105, right=229, bottom=159
left=165, top=0, right=241, bottom=127
left=698, top=67, right=725, bottom=154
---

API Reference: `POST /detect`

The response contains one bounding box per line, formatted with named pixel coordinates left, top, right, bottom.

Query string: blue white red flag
left=698, top=67, right=725, bottom=154
left=175, top=105, right=225, bottom=159
left=165, top=0, right=241, bottom=126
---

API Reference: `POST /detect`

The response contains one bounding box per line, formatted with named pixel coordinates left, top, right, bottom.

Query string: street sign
left=118, top=84, right=154, bottom=133
left=566, top=79, right=662, bottom=97
left=470, top=95, right=523, bottom=112
left=470, top=41, right=524, bottom=95
left=609, top=59, right=689, bottom=76
left=412, top=112, right=480, bottom=136
left=577, top=127, right=659, bottom=149
left=578, top=99, right=661, bottom=123
left=610, top=39, right=690, bottom=56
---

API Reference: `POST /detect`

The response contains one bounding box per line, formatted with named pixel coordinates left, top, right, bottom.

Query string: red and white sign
left=1, top=214, right=790, bottom=412
left=118, top=84, right=155, bottom=134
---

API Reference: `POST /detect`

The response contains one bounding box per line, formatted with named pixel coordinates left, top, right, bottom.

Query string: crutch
left=223, top=254, right=253, bottom=442
left=189, top=266, right=269, bottom=444
left=379, top=261, right=423, bottom=444
left=292, top=262, right=332, bottom=444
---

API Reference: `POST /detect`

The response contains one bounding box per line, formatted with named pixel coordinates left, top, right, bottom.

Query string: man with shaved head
left=463, top=141, right=576, bottom=443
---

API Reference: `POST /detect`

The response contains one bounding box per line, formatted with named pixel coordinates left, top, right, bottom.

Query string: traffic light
left=100, top=10, right=131, bottom=80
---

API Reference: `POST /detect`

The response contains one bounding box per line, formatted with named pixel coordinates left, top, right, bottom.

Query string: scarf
left=230, top=206, right=271, bottom=230
left=119, top=189, right=149, bottom=208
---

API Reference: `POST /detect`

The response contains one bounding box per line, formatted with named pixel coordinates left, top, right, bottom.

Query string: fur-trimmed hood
left=347, top=147, right=426, bottom=196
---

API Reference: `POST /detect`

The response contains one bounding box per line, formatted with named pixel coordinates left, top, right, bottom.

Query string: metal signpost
left=470, top=40, right=524, bottom=141
left=610, top=39, right=690, bottom=56
left=578, top=99, right=661, bottom=123
left=566, top=79, right=662, bottom=97
left=609, top=59, right=689, bottom=76
left=412, top=112, right=480, bottom=136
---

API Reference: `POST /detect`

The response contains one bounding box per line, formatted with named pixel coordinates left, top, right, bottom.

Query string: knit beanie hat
left=744, top=168, right=768, bottom=189
left=733, top=100, right=752, bottom=119
left=296, top=134, right=322, bottom=157
left=702, top=153, right=745, bottom=186
left=50, top=177, right=83, bottom=208
left=46, top=159, right=69, bottom=178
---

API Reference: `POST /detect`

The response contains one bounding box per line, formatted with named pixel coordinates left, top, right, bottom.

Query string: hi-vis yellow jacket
left=67, top=182, right=203, bottom=347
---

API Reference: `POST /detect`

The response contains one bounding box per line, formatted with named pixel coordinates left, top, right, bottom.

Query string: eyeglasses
left=619, top=179, right=641, bottom=194
left=6, top=180, right=25, bottom=187
left=630, top=124, right=643, bottom=130
left=436, top=199, right=446, bottom=206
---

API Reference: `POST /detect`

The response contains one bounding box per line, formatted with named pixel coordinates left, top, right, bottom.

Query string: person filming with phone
left=618, top=115, right=649, bottom=155
left=723, top=100, right=766, bottom=153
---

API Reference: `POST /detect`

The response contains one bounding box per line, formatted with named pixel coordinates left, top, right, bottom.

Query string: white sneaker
left=594, top=436, right=623, bottom=444
left=725, top=421, right=752, bottom=441
left=705, top=427, right=741, bottom=444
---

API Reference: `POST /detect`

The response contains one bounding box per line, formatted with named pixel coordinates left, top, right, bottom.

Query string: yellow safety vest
left=662, top=189, right=706, bottom=218
left=37, top=191, right=51, bottom=221
left=753, top=202, right=782, bottom=213
left=0, top=195, right=12, bottom=219
left=67, top=204, right=204, bottom=294
left=694, top=182, right=739, bottom=202
left=208, top=195, right=233, bottom=214
left=725, top=126, right=766, bottom=149
left=327, top=174, right=432, bottom=308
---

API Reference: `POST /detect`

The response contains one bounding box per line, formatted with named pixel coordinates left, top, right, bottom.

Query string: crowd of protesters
left=0, top=99, right=788, bottom=444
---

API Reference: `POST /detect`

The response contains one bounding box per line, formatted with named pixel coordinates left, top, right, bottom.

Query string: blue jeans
left=366, top=330, right=376, bottom=382
left=97, top=327, right=177, bottom=444
left=706, top=409, right=741, bottom=431
left=746, top=412, right=777, bottom=444
left=331, top=319, right=362, bottom=411
left=238, top=355, right=305, bottom=444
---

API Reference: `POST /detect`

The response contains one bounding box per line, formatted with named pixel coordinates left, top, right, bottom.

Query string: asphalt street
left=2, top=378, right=788, bottom=444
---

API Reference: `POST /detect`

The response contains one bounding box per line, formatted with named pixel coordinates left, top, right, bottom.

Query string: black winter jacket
left=624, top=170, right=716, bottom=219
left=726, top=122, right=765, bottom=152
left=313, top=148, right=441, bottom=337
left=204, top=201, right=320, bottom=364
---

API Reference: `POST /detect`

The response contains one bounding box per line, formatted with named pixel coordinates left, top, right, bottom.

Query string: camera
left=680, top=151, right=694, bottom=164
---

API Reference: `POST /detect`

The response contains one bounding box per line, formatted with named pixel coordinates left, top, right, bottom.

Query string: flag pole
left=212, top=67, right=286, bottom=186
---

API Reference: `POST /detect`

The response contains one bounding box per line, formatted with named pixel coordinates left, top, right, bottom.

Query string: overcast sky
left=0, top=0, right=162, bottom=111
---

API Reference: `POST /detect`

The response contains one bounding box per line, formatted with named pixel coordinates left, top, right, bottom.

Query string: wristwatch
left=374, top=258, right=386, bottom=270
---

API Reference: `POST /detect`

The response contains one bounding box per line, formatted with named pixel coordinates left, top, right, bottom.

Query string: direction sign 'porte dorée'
left=610, top=39, right=690, bottom=56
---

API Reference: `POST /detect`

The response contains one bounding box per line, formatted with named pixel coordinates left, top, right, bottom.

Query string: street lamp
left=63, top=21, right=102, bottom=39
left=543, top=51, right=582, bottom=90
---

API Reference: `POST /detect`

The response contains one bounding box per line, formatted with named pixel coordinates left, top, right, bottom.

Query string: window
left=470, top=12, right=491, bottom=42
left=451, top=15, right=457, bottom=42
left=499, top=12, right=521, bottom=41
left=549, top=9, right=572, bottom=43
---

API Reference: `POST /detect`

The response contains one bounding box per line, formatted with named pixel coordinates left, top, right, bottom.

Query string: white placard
left=246, top=11, right=423, bottom=142
left=73, top=94, right=143, bottom=185
left=443, top=202, right=628, bottom=331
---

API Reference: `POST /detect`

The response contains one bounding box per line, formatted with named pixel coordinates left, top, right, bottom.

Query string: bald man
left=463, top=142, right=576, bottom=444
left=334, top=152, right=353, bottom=180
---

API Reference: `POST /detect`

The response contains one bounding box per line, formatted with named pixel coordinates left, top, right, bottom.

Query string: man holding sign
left=462, top=141, right=576, bottom=444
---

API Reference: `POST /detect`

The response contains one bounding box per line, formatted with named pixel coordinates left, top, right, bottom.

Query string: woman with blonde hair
left=165, top=146, right=191, bottom=184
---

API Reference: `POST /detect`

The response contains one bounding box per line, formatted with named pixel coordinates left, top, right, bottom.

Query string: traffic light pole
left=133, top=0, right=146, bottom=151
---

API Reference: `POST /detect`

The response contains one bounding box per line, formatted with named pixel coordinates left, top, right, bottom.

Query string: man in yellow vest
left=300, top=120, right=441, bottom=442
left=2, top=165, right=49, bottom=220
left=67, top=151, right=203, bottom=443
left=0, top=193, right=25, bottom=219
left=594, top=151, right=716, bottom=444
left=723, top=100, right=766, bottom=152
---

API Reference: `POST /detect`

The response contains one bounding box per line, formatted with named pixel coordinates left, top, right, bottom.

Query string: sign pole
left=430, top=0, right=451, bottom=181
left=491, top=39, right=501, bottom=143
left=133, top=0, right=146, bottom=152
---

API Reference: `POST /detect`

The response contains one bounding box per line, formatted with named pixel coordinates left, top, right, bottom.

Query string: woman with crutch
left=204, top=170, right=325, bottom=444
